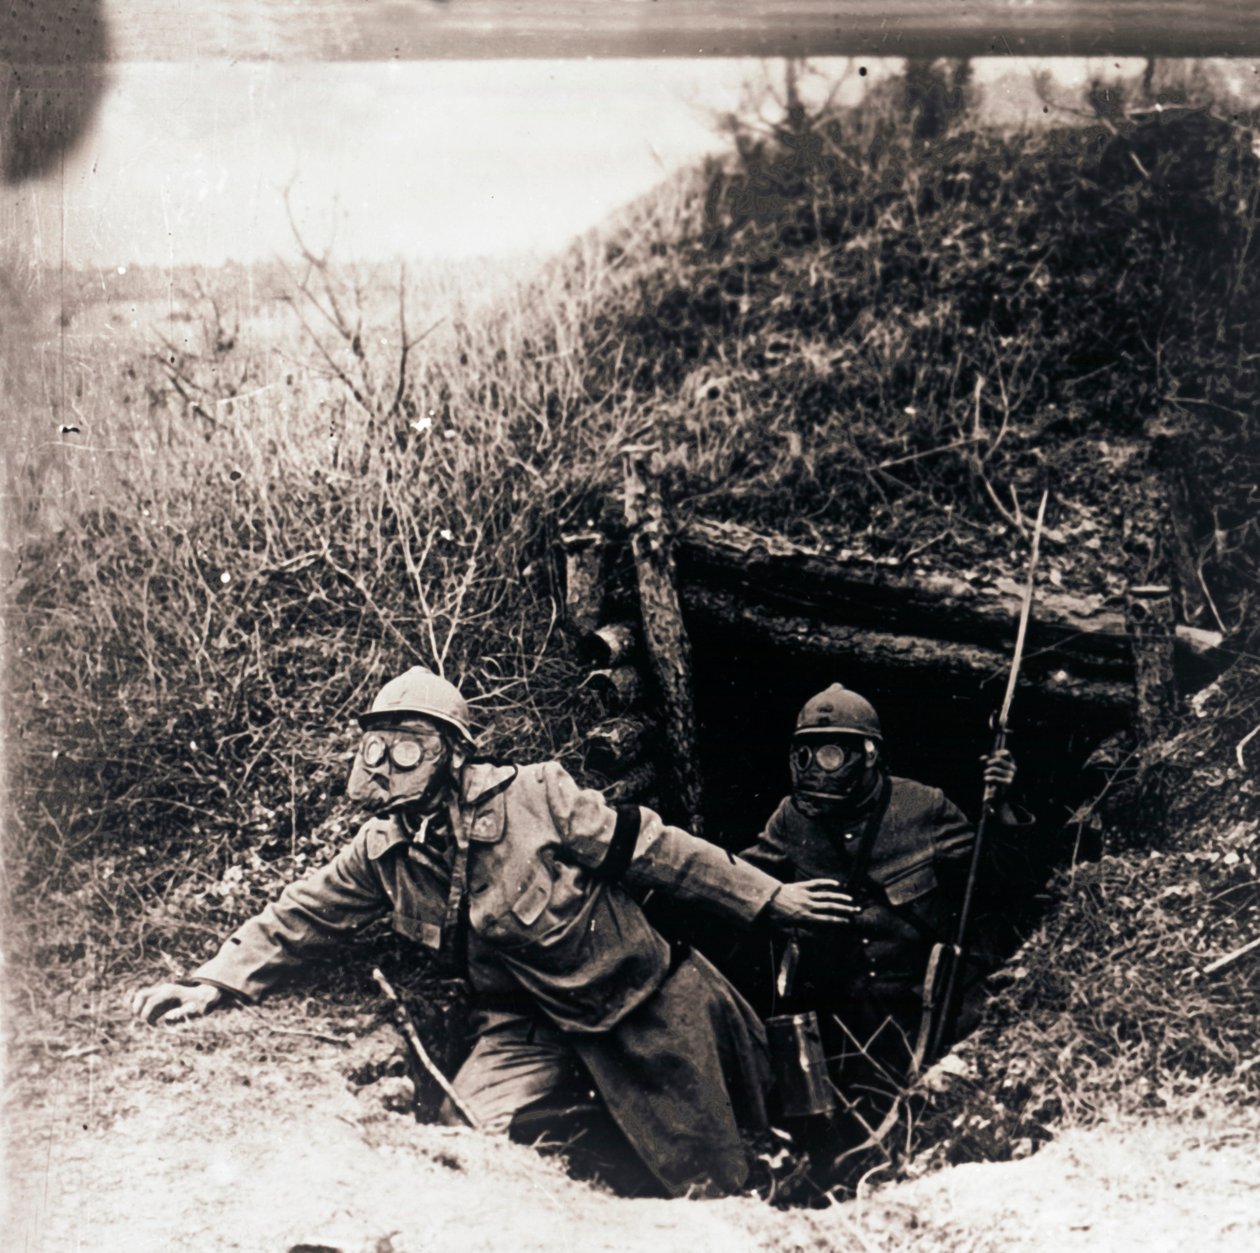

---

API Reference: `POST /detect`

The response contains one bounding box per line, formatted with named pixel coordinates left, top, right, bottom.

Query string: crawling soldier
left=133, top=666, right=848, bottom=1196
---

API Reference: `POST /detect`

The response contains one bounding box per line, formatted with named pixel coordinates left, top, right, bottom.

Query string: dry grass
left=899, top=656, right=1260, bottom=1177
left=4, top=65, right=1260, bottom=1202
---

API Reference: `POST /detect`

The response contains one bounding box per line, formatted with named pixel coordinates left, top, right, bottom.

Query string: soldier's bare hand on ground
left=131, top=981, right=224, bottom=1025
left=766, top=879, right=859, bottom=927
left=982, top=747, right=1017, bottom=790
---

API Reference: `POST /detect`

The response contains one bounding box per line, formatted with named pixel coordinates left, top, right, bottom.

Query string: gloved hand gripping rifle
left=913, top=489, right=1049, bottom=1072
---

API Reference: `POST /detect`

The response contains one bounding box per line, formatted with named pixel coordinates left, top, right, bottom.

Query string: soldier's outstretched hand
left=131, top=980, right=224, bottom=1025
left=982, top=746, right=1017, bottom=792
left=766, top=879, right=860, bottom=927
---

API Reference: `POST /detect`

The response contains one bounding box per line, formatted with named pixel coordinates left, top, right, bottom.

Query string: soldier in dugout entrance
left=736, top=683, right=1039, bottom=1169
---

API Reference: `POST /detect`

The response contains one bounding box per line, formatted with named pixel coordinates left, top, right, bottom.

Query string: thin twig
left=1196, top=550, right=1229, bottom=636
left=874, top=434, right=982, bottom=471
left=1202, top=936, right=1260, bottom=978
left=372, top=968, right=482, bottom=1129
left=978, top=471, right=1025, bottom=533
left=320, top=542, right=420, bottom=657
left=1237, top=724, right=1260, bottom=771
left=238, top=1006, right=351, bottom=1048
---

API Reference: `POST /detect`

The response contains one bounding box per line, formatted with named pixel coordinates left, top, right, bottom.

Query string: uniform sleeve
left=931, top=789, right=1041, bottom=897
left=539, top=762, right=782, bottom=925
left=735, top=801, right=796, bottom=880
left=982, top=801, right=1043, bottom=891
left=928, top=789, right=978, bottom=868
left=192, top=831, right=388, bottom=1002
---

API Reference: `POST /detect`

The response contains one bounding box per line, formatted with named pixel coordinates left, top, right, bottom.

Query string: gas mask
left=789, top=735, right=878, bottom=819
left=346, top=718, right=455, bottom=815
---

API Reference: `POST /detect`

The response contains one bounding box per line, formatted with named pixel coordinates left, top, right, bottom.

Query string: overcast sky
left=11, top=60, right=772, bottom=271
left=7, top=55, right=1206, bottom=273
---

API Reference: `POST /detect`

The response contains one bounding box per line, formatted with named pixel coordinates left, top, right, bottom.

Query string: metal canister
left=765, top=1011, right=837, bottom=1118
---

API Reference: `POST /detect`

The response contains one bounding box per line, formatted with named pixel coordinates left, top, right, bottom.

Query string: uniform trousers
left=441, top=1006, right=590, bottom=1134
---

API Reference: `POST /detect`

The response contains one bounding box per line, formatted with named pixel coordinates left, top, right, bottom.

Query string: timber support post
left=622, top=449, right=706, bottom=835
left=1126, top=584, right=1179, bottom=747
left=1125, top=583, right=1179, bottom=835
left=560, top=531, right=607, bottom=634
left=579, top=621, right=640, bottom=668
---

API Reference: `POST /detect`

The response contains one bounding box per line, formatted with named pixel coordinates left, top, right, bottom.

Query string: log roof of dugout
left=670, top=516, right=1223, bottom=713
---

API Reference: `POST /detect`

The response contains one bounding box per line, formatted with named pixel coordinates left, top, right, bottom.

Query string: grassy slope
left=4, top=69, right=1259, bottom=1195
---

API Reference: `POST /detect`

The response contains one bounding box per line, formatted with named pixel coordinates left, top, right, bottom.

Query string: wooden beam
left=586, top=716, right=656, bottom=771
left=559, top=531, right=607, bottom=635
left=1123, top=582, right=1180, bottom=833
left=90, top=3, right=1260, bottom=62
left=604, top=761, right=658, bottom=805
left=624, top=451, right=706, bottom=835
left=583, top=665, right=647, bottom=712
left=1126, top=583, right=1180, bottom=746
left=683, top=584, right=1135, bottom=711
left=677, top=517, right=1221, bottom=674
left=578, top=621, right=640, bottom=669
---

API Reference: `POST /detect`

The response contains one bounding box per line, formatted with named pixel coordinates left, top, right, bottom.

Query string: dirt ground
left=4, top=992, right=1258, bottom=1253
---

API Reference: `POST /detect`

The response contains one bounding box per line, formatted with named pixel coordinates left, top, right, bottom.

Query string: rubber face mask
left=346, top=722, right=452, bottom=815
left=790, top=736, right=872, bottom=818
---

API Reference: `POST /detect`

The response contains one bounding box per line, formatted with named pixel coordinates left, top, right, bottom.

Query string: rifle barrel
left=919, top=489, right=1049, bottom=1069
left=998, top=488, right=1049, bottom=730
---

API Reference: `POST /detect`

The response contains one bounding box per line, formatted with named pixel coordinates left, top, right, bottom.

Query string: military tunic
left=739, top=774, right=1035, bottom=1075
left=194, top=760, right=783, bottom=1195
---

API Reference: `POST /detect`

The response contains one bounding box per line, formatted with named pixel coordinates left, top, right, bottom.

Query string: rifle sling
left=841, top=775, right=893, bottom=895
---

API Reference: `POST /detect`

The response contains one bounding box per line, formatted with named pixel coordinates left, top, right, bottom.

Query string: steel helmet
left=358, top=666, right=476, bottom=745
left=794, top=683, right=882, bottom=741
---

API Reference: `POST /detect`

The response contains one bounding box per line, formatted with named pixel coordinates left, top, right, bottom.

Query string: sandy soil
left=4, top=996, right=1258, bottom=1253
left=885, top=1118, right=1260, bottom=1252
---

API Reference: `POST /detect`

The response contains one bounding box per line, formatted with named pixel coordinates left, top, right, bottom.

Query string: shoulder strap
left=843, top=775, right=893, bottom=894
left=438, top=798, right=473, bottom=972
left=593, top=804, right=642, bottom=882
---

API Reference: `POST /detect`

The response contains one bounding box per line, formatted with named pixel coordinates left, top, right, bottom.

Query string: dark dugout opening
left=691, top=635, right=1122, bottom=854
left=649, top=625, right=1131, bottom=1005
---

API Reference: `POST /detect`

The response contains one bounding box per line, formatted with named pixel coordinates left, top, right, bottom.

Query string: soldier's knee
left=439, top=1092, right=511, bottom=1134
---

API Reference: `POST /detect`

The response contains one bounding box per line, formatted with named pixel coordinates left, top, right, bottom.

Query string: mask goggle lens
left=361, top=734, right=441, bottom=770
left=792, top=742, right=861, bottom=772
